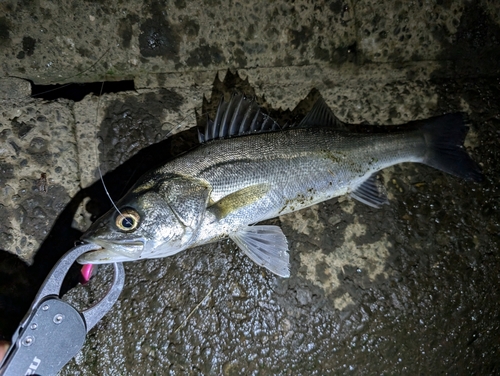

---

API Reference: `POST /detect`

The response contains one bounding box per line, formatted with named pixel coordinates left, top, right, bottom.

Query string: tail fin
left=421, top=113, right=483, bottom=182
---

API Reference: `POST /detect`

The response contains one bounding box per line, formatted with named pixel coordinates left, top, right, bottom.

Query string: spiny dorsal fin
left=298, top=96, right=344, bottom=129
left=199, top=93, right=281, bottom=143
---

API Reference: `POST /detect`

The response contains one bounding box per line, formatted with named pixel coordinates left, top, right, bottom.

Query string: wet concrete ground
left=0, top=0, right=499, bottom=374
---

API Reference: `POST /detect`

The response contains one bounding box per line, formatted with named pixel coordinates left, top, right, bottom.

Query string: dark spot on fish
left=139, top=4, right=180, bottom=60
left=186, top=39, right=224, bottom=67
left=22, top=36, right=36, bottom=56
left=16, top=51, right=25, bottom=59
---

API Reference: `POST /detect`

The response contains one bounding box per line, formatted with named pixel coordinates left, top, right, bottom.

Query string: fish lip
left=77, top=249, right=130, bottom=264
left=77, top=237, right=147, bottom=263
left=84, top=237, right=146, bottom=248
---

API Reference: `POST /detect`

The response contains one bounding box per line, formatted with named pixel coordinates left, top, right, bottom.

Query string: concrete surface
left=0, top=0, right=499, bottom=374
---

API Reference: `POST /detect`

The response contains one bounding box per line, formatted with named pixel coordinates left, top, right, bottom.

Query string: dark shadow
left=30, top=80, right=136, bottom=101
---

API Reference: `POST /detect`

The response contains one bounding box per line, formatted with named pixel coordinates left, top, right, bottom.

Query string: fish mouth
left=77, top=239, right=146, bottom=264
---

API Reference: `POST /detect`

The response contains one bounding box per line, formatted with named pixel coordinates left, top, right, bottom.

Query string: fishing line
left=174, top=287, right=214, bottom=333
left=94, top=85, right=205, bottom=229
left=26, top=48, right=210, bottom=234
left=32, top=47, right=133, bottom=227
left=14, top=47, right=125, bottom=220
left=93, top=80, right=130, bottom=226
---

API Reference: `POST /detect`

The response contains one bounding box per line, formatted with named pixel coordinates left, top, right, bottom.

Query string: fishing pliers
left=0, top=242, right=124, bottom=375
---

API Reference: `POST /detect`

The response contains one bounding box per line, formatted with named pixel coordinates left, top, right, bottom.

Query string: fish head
left=78, top=174, right=211, bottom=264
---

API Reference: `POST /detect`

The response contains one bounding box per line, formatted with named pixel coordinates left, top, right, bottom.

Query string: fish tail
left=421, top=113, right=483, bottom=182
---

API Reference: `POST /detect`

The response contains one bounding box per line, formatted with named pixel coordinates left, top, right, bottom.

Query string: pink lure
left=80, top=264, right=94, bottom=284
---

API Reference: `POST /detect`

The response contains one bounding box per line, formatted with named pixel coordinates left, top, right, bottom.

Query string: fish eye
left=115, top=208, right=140, bottom=232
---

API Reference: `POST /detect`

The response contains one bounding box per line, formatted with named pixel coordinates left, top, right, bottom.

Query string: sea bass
left=78, top=93, right=483, bottom=277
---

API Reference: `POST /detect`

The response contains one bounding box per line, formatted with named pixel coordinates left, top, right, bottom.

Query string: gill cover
left=158, top=176, right=212, bottom=231
left=140, top=176, right=212, bottom=256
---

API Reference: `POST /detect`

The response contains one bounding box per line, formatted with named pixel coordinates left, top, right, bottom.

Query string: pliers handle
left=0, top=243, right=125, bottom=375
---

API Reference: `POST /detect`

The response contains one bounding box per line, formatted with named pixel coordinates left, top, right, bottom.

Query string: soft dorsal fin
left=199, top=93, right=281, bottom=143
left=298, top=96, right=344, bottom=128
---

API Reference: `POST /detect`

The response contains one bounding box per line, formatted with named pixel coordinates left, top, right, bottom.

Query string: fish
left=77, top=93, right=483, bottom=277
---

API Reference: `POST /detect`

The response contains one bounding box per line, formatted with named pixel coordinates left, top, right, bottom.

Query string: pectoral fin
left=210, top=184, right=270, bottom=219
left=350, top=173, right=389, bottom=208
left=229, top=225, right=290, bottom=277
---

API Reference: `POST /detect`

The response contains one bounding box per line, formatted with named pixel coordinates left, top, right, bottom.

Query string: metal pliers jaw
left=0, top=243, right=125, bottom=375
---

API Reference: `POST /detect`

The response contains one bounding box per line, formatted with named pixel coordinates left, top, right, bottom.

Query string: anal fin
left=350, top=173, right=389, bottom=208
left=230, top=225, right=290, bottom=277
